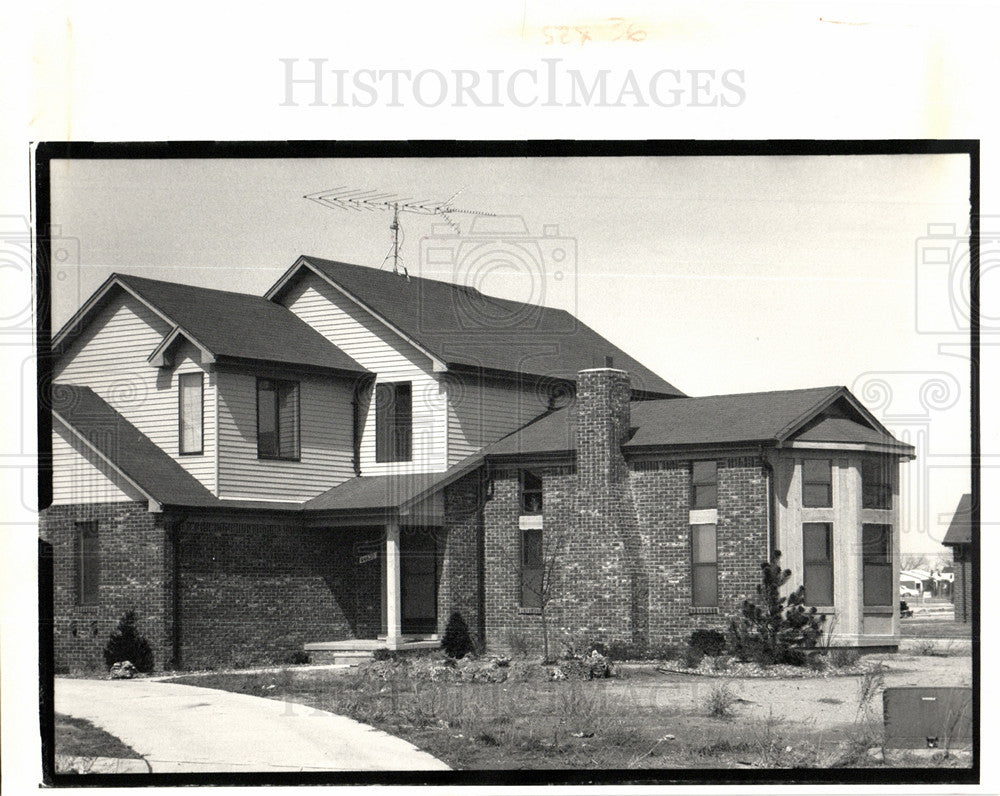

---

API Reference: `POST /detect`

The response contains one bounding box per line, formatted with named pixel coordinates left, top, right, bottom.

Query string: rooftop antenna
left=305, top=187, right=495, bottom=277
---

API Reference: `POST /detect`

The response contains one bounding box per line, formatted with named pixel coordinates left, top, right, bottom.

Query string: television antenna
left=305, top=187, right=495, bottom=277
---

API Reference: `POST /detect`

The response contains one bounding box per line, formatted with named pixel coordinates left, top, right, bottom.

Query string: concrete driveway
left=55, top=678, right=450, bottom=773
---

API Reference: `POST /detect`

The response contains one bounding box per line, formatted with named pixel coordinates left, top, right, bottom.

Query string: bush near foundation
left=102, top=611, right=154, bottom=673
left=727, top=551, right=826, bottom=666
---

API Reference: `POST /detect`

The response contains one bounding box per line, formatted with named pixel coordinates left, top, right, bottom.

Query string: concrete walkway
left=55, top=678, right=450, bottom=773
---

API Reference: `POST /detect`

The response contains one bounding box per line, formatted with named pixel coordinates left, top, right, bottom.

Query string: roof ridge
left=632, top=385, right=841, bottom=403
left=114, top=272, right=279, bottom=303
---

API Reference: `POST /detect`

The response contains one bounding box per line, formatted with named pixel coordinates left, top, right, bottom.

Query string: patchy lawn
left=167, top=651, right=971, bottom=770
left=55, top=713, right=143, bottom=760
left=900, top=618, right=972, bottom=640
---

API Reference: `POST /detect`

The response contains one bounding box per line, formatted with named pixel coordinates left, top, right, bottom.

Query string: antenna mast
left=305, top=187, right=495, bottom=277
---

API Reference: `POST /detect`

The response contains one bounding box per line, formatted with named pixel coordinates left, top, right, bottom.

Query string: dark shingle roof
left=52, top=385, right=218, bottom=507
left=292, top=257, right=682, bottom=396
left=485, top=386, right=911, bottom=456
left=115, top=274, right=368, bottom=375
left=942, top=493, right=973, bottom=546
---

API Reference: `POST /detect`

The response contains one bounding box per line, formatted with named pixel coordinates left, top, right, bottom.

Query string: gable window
left=862, top=457, right=892, bottom=510
left=520, top=470, right=543, bottom=514
left=802, top=522, right=834, bottom=605
left=521, top=528, right=544, bottom=609
left=691, top=523, right=718, bottom=607
left=802, top=459, right=832, bottom=508
left=178, top=372, right=203, bottom=455
left=375, top=382, right=412, bottom=463
left=257, top=378, right=300, bottom=460
left=691, top=461, right=718, bottom=509
left=75, top=521, right=99, bottom=605
left=862, top=523, right=893, bottom=607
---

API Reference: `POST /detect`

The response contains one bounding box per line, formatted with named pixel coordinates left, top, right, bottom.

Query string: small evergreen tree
left=103, top=610, right=155, bottom=673
left=728, top=551, right=826, bottom=666
left=441, top=611, right=474, bottom=659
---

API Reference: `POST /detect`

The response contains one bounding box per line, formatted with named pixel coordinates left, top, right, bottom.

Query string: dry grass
left=55, top=713, right=143, bottom=760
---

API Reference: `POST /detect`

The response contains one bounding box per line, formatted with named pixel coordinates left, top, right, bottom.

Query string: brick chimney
left=575, top=368, right=631, bottom=487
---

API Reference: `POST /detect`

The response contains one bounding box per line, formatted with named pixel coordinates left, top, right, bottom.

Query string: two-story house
left=40, top=256, right=914, bottom=671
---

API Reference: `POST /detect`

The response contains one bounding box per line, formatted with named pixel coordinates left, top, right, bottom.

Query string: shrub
left=372, top=648, right=398, bottom=662
left=102, top=611, right=154, bottom=673
left=727, top=551, right=826, bottom=666
left=504, top=629, right=533, bottom=658
left=689, top=629, right=727, bottom=657
left=683, top=647, right=705, bottom=669
left=829, top=648, right=861, bottom=668
left=285, top=650, right=311, bottom=665
left=705, top=683, right=738, bottom=718
left=442, top=611, right=475, bottom=659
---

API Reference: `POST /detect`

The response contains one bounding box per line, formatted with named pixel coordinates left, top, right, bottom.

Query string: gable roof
left=942, top=493, right=973, bottom=546
left=266, top=256, right=683, bottom=397
left=51, top=385, right=219, bottom=508
left=484, top=386, right=913, bottom=457
left=54, top=274, right=369, bottom=376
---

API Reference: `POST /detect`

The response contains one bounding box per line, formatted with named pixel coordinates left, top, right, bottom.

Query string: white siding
left=216, top=368, right=356, bottom=501
left=51, top=423, right=145, bottom=505
left=445, top=375, right=553, bottom=464
left=279, top=271, right=447, bottom=475
left=55, top=293, right=218, bottom=494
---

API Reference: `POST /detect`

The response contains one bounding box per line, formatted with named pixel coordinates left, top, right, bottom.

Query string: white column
left=385, top=521, right=403, bottom=650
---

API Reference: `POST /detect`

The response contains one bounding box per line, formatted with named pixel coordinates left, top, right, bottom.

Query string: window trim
left=690, top=523, right=719, bottom=608
left=178, top=371, right=204, bottom=456
left=802, top=522, right=834, bottom=606
left=691, top=460, right=718, bottom=510
left=75, top=521, right=99, bottom=606
left=375, top=381, right=413, bottom=463
left=862, top=523, right=893, bottom=608
left=520, top=527, right=544, bottom=609
left=862, top=457, right=893, bottom=510
left=256, top=377, right=301, bottom=461
left=801, top=458, right=833, bottom=508
left=520, top=469, right=543, bottom=515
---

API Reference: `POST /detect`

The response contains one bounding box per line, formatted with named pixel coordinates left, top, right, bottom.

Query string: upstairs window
left=257, top=378, right=300, bottom=460
left=521, top=528, right=544, bottom=609
left=802, top=522, right=834, bottom=605
left=862, top=523, right=893, bottom=607
left=375, top=382, right=412, bottom=463
left=862, top=457, right=893, bottom=510
left=520, top=470, right=543, bottom=514
left=802, top=459, right=832, bottom=508
left=691, top=523, right=718, bottom=607
left=75, top=521, right=99, bottom=605
left=691, top=461, right=718, bottom=509
left=178, top=372, right=203, bottom=455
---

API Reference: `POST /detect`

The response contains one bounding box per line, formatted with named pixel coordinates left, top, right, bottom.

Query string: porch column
left=385, top=521, right=403, bottom=650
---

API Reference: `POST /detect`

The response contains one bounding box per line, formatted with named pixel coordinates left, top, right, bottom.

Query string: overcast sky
left=48, top=154, right=972, bottom=557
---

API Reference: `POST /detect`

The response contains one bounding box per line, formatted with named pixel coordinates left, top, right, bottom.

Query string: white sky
left=49, top=153, right=972, bottom=557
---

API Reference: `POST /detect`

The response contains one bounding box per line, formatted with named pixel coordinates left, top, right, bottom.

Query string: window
left=691, top=524, right=718, bottom=607
left=862, top=523, right=893, bottom=606
left=862, top=457, right=892, bottom=510
left=802, top=459, right=832, bottom=507
left=802, top=522, right=834, bottom=605
left=375, top=382, right=412, bottom=463
left=520, top=470, right=543, bottom=514
left=75, top=521, right=99, bottom=605
left=178, top=372, right=203, bottom=455
left=521, top=528, right=544, bottom=609
left=691, top=461, right=718, bottom=509
left=256, top=378, right=300, bottom=460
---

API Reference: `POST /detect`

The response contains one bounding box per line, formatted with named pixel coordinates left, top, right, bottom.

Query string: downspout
left=759, top=446, right=777, bottom=561
left=352, top=378, right=370, bottom=477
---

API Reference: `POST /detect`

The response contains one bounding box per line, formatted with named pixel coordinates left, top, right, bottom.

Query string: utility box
left=882, top=687, right=973, bottom=748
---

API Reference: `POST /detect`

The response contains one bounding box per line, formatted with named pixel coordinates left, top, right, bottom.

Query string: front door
left=400, top=527, right=438, bottom=635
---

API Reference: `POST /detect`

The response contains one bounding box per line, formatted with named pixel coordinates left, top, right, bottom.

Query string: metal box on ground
left=882, top=687, right=972, bottom=749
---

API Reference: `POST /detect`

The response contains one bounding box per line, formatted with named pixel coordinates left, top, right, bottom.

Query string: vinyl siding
left=54, top=291, right=218, bottom=493
left=445, top=374, right=554, bottom=465
left=216, top=367, right=355, bottom=501
left=51, top=422, right=146, bottom=504
left=278, top=271, right=447, bottom=475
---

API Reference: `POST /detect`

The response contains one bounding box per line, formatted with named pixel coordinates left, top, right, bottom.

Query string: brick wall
left=39, top=502, right=172, bottom=673
left=952, top=545, right=972, bottom=622
left=480, top=456, right=770, bottom=656
left=438, top=471, right=486, bottom=644
left=176, top=520, right=380, bottom=668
